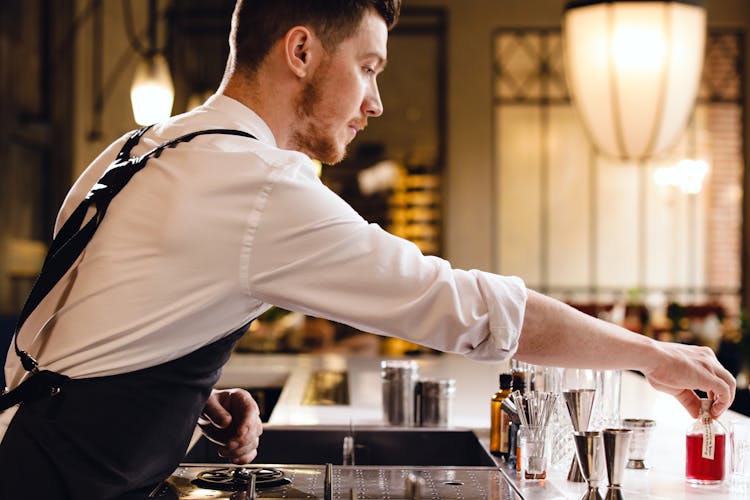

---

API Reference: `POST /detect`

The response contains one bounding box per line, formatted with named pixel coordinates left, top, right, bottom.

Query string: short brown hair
left=230, top=0, right=401, bottom=74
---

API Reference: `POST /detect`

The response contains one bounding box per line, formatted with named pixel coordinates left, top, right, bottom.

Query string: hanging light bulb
left=654, top=158, right=709, bottom=194
left=130, top=53, right=174, bottom=125
left=128, top=0, right=173, bottom=126
left=563, top=0, right=706, bottom=162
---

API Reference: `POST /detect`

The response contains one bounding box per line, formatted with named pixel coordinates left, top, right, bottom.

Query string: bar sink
left=185, top=425, right=496, bottom=466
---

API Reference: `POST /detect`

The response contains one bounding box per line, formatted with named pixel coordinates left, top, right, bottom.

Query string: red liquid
left=686, top=433, right=725, bottom=483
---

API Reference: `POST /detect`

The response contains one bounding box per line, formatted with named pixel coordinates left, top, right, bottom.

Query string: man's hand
left=198, top=388, right=263, bottom=464
left=641, top=341, right=736, bottom=419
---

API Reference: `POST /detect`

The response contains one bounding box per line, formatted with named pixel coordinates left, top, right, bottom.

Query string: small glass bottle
left=686, top=398, right=726, bottom=485
left=490, top=373, right=513, bottom=458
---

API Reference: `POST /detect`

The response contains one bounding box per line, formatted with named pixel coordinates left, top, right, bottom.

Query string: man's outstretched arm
left=514, top=289, right=736, bottom=418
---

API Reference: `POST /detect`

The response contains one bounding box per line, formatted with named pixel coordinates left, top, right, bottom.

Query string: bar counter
left=218, top=352, right=750, bottom=499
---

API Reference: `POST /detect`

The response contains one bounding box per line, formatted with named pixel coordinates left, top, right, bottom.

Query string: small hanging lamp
left=130, top=0, right=173, bottom=126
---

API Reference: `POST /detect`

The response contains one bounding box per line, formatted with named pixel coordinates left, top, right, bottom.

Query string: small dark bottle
left=510, top=376, right=524, bottom=470
left=490, top=373, right=513, bottom=458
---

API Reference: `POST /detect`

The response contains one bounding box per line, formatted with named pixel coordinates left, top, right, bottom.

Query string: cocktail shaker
left=564, top=389, right=597, bottom=482
left=381, top=360, right=419, bottom=426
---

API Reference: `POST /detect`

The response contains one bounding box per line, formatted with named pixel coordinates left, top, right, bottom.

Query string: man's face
left=290, top=10, right=388, bottom=164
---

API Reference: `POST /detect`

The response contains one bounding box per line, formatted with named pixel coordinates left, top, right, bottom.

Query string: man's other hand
left=198, top=388, right=263, bottom=464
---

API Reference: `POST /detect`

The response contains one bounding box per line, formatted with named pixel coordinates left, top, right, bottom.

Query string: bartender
left=0, top=0, right=735, bottom=498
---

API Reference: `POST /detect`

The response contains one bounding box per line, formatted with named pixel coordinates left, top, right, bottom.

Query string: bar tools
left=500, top=397, right=522, bottom=425
left=603, top=428, right=632, bottom=500
left=415, top=378, right=456, bottom=427
left=621, top=418, right=655, bottom=469
left=405, top=473, right=426, bottom=500
left=573, top=431, right=606, bottom=500
left=730, top=420, right=750, bottom=488
left=564, top=389, right=597, bottom=482
left=592, top=370, right=622, bottom=430
left=511, top=390, right=558, bottom=479
left=381, top=360, right=419, bottom=426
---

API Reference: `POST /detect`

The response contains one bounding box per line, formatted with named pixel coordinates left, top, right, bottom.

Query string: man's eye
left=363, top=66, right=375, bottom=75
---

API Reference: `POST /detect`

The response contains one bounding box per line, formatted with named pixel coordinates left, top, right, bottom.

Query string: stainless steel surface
left=160, top=464, right=519, bottom=499
left=148, top=480, right=167, bottom=498
left=415, top=378, right=455, bottom=427
left=602, top=428, right=632, bottom=500
left=564, top=389, right=597, bottom=482
left=381, top=360, right=419, bottom=426
left=621, top=418, right=655, bottom=470
left=248, top=471, right=257, bottom=500
left=574, top=431, right=605, bottom=500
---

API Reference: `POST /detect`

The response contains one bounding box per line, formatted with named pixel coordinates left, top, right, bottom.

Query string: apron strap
left=7, top=127, right=257, bottom=380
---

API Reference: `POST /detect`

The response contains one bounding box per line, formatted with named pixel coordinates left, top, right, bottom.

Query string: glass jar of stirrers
left=511, top=390, right=558, bottom=480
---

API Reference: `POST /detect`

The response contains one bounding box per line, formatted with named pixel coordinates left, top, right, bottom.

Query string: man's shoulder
left=145, top=121, right=319, bottom=182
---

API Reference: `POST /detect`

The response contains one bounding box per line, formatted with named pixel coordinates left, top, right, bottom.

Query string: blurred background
left=1, top=1, right=749, bottom=413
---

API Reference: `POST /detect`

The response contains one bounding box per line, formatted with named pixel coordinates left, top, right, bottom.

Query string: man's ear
left=284, top=26, right=315, bottom=78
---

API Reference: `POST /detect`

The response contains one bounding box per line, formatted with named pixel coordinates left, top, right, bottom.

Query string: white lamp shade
left=130, top=54, right=174, bottom=126
left=563, top=1, right=706, bottom=161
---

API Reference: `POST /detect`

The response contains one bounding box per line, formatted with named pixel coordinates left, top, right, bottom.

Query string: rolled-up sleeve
left=244, top=158, right=528, bottom=362
left=464, top=271, right=526, bottom=361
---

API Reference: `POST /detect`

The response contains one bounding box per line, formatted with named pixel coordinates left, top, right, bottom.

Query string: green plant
left=257, top=306, right=290, bottom=323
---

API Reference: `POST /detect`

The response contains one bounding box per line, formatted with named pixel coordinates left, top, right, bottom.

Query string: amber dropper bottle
left=490, top=373, right=513, bottom=458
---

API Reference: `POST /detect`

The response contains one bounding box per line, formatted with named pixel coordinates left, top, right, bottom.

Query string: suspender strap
left=9, top=127, right=257, bottom=377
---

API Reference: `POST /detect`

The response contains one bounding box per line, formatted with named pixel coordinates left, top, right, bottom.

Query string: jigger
left=621, top=418, right=655, bottom=469
left=564, top=389, right=597, bottom=482
left=603, top=428, right=632, bottom=500
left=573, top=431, right=606, bottom=500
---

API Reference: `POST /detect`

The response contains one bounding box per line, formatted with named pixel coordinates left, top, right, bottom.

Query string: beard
left=291, top=62, right=349, bottom=165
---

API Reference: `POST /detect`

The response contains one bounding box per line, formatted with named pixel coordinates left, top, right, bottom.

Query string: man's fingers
left=714, top=368, right=737, bottom=416
left=226, top=447, right=258, bottom=465
left=647, top=362, right=736, bottom=419
left=201, top=392, right=232, bottom=428
left=671, top=388, right=702, bottom=419
left=219, top=436, right=261, bottom=464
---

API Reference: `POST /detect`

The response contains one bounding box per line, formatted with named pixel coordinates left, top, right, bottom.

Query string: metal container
left=381, top=360, right=419, bottom=426
left=415, top=378, right=456, bottom=427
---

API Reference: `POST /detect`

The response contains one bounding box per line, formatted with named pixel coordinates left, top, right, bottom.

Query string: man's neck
left=221, top=70, right=296, bottom=150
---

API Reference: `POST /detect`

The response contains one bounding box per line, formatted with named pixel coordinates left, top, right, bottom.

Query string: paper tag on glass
left=701, top=424, right=715, bottom=460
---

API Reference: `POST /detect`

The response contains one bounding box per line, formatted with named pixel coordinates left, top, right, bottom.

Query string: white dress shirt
left=4, top=94, right=527, bottom=390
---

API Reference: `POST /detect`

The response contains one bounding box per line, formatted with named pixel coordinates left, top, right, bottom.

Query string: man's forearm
left=514, top=289, right=656, bottom=371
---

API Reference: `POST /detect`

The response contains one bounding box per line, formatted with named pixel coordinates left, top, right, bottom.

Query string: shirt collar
left=201, top=94, right=277, bottom=147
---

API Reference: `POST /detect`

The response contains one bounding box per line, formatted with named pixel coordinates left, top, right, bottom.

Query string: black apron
left=0, top=126, right=257, bottom=499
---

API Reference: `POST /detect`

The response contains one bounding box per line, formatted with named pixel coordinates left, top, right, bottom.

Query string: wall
left=400, top=0, right=750, bottom=282
left=67, top=0, right=750, bottom=298
left=73, top=0, right=168, bottom=175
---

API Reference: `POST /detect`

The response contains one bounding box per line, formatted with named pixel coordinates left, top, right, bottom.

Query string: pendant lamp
left=130, top=54, right=174, bottom=125
left=129, top=0, right=173, bottom=126
left=562, top=0, right=706, bottom=162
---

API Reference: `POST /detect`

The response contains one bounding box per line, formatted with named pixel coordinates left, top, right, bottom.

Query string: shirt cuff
left=465, top=272, right=527, bottom=362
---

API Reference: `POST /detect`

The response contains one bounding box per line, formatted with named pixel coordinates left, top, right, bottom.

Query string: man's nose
left=363, top=84, right=383, bottom=117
